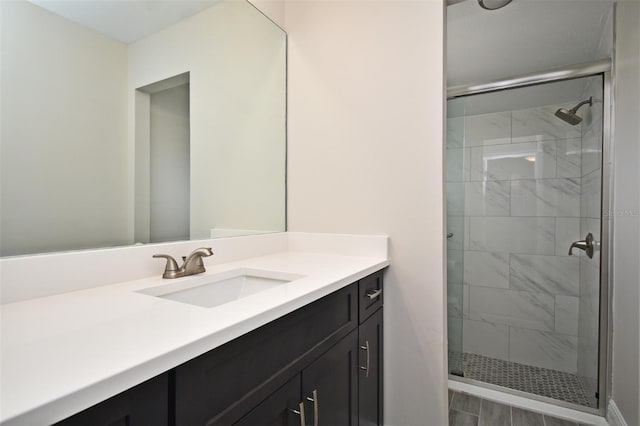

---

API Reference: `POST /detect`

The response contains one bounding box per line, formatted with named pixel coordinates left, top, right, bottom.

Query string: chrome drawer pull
left=306, top=389, right=319, bottom=426
left=365, top=288, right=382, bottom=300
left=360, top=340, right=370, bottom=378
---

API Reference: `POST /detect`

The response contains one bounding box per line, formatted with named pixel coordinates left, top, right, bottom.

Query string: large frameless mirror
left=0, top=0, right=286, bottom=257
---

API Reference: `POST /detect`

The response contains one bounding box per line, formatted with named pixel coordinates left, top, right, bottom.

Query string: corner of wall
left=608, top=399, right=630, bottom=426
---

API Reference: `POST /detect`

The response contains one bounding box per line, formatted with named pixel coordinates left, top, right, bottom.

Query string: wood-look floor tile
left=479, top=399, right=511, bottom=426
left=544, top=415, right=578, bottom=426
left=451, top=392, right=482, bottom=415
left=511, top=407, right=544, bottom=426
left=450, top=409, right=480, bottom=426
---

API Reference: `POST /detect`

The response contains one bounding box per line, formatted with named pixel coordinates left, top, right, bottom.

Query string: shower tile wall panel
left=463, top=251, right=509, bottom=288
left=509, top=328, right=578, bottom=373
left=463, top=319, right=509, bottom=360
left=469, top=217, right=555, bottom=255
left=511, top=106, right=581, bottom=143
left=469, top=142, right=557, bottom=181
left=555, top=218, right=580, bottom=256
left=510, top=179, right=581, bottom=217
left=468, top=287, right=555, bottom=332
left=581, top=170, right=602, bottom=220
left=465, top=181, right=510, bottom=216
left=464, top=112, right=511, bottom=146
left=509, top=255, right=579, bottom=297
left=555, top=296, right=579, bottom=336
left=580, top=97, right=603, bottom=177
left=455, top=103, right=592, bottom=374
left=447, top=116, right=465, bottom=149
left=447, top=148, right=470, bottom=182
left=557, top=138, right=582, bottom=178
left=447, top=217, right=466, bottom=251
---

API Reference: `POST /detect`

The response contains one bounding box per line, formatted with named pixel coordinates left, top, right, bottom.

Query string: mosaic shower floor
left=449, top=352, right=597, bottom=408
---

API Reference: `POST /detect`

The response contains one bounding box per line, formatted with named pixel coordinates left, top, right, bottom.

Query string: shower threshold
left=449, top=352, right=597, bottom=408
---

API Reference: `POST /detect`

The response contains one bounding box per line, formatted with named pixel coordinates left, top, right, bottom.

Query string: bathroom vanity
left=0, top=233, right=388, bottom=426
left=55, top=271, right=383, bottom=426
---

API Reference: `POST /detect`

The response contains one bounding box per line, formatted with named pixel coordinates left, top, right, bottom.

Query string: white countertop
left=0, top=246, right=388, bottom=425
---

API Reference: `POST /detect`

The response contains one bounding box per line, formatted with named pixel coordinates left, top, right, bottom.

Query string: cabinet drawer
left=358, top=271, right=383, bottom=323
left=175, top=283, right=357, bottom=425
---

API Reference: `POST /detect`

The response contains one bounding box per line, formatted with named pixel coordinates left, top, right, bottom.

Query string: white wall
left=611, top=1, right=640, bottom=424
left=127, top=0, right=286, bottom=240
left=284, top=1, right=446, bottom=424
left=0, top=0, right=129, bottom=256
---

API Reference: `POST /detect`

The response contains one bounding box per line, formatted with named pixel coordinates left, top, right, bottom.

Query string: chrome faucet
left=568, top=233, right=594, bottom=259
left=153, top=247, right=214, bottom=279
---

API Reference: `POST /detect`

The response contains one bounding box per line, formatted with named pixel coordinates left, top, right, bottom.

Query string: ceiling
left=447, top=0, right=615, bottom=87
left=28, top=0, right=221, bottom=44
left=29, top=0, right=614, bottom=89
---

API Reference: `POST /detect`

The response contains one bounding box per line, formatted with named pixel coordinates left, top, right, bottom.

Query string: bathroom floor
left=448, top=391, right=595, bottom=426
left=449, top=352, right=597, bottom=408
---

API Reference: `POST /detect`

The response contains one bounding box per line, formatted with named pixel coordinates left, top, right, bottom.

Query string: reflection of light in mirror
left=480, top=149, right=540, bottom=180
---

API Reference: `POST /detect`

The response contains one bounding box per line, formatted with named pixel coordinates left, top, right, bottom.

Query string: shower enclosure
left=446, top=63, right=610, bottom=413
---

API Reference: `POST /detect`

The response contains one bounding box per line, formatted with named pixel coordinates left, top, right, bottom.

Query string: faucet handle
left=153, top=254, right=181, bottom=279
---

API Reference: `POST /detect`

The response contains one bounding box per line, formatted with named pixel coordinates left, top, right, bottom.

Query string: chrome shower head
left=555, top=97, right=593, bottom=125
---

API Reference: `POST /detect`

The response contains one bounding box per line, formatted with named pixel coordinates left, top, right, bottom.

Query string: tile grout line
left=509, top=404, right=513, bottom=426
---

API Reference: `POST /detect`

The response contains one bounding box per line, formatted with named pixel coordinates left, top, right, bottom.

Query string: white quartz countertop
left=0, top=249, right=388, bottom=425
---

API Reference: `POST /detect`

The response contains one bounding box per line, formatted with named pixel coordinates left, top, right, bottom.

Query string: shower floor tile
left=449, top=352, right=597, bottom=408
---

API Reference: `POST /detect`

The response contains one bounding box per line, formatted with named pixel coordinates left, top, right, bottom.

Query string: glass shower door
left=446, top=98, right=466, bottom=377
left=445, top=75, right=606, bottom=410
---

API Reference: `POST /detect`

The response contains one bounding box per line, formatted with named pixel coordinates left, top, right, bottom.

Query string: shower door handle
left=568, top=233, right=594, bottom=258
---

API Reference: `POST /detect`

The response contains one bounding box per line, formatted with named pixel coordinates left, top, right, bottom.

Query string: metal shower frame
left=446, top=58, right=613, bottom=418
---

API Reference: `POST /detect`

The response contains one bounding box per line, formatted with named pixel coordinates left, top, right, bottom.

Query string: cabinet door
left=234, top=376, right=303, bottom=426
left=54, top=373, right=168, bottom=426
left=301, top=331, right=358, bottom=426
left=359, top=309, right=383, bottom=426
left=176, top=284, right=357, bottom=425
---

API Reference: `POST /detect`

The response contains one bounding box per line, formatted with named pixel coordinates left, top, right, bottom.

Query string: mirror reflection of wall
left=137, top=74, right=191, bottom=244
left=0, top=0, right=286, bottom=257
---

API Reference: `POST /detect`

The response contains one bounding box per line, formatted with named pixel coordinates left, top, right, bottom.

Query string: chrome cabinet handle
left=289, top=401, right=306, bottom=426
left=447, top=232, right=454, bottom=239
left=360, top=340, right=370, bottom=378
left=305, top=389, right=318, bottom=426
left=365, top=289, right=382, bottom=300
left=568, top=232, right=595, bottom=258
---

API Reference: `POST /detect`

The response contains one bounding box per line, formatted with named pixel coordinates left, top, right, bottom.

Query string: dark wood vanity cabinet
left=53, top=373, right=169, bottom=426
left=235, top=331, right=359, bottom=426
left=55, top=270, right=384, bottom=426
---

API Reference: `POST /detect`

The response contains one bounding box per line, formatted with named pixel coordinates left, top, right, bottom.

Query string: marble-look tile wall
left=446, top=97, right=600, bottom=377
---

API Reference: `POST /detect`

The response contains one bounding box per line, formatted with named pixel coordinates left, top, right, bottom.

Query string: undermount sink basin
left=137, top=268, right=305, bottom=308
